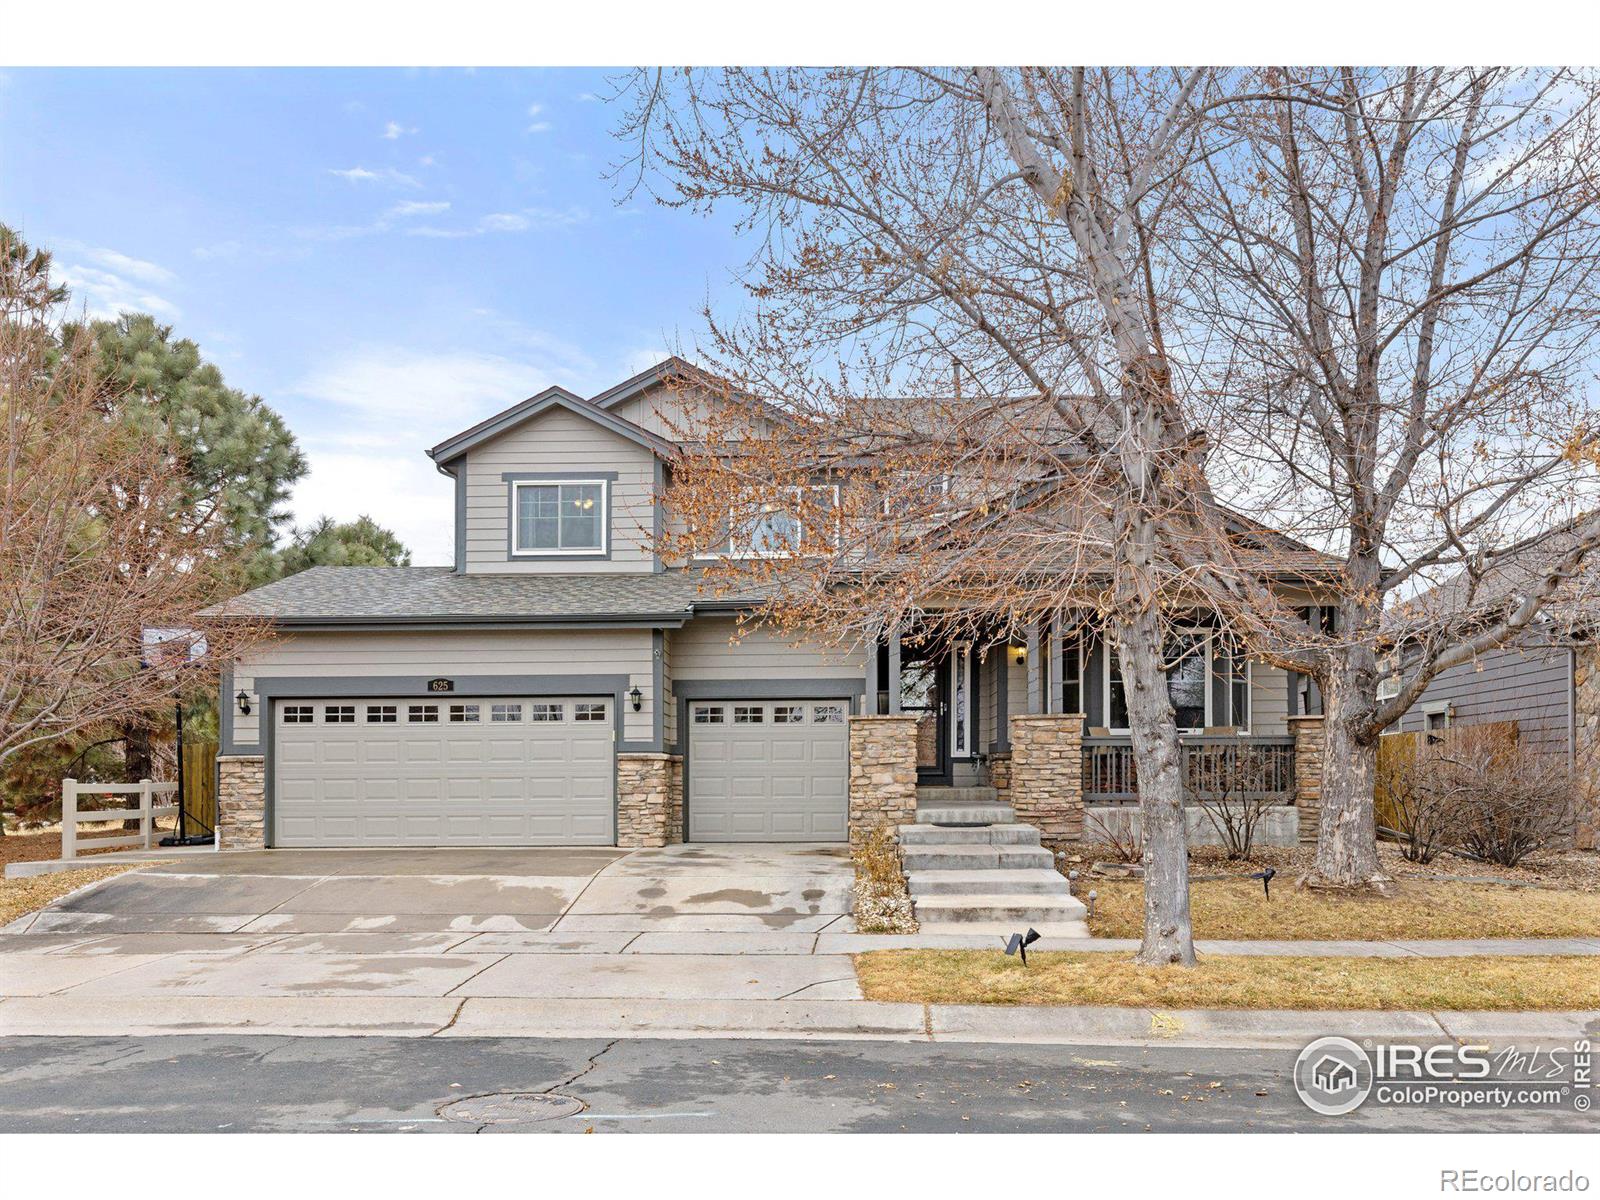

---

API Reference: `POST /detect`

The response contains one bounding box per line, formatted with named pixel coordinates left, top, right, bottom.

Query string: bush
left=1191, top=743, right=1286, bottom=861
left=852, top=822, right=917, bottom=933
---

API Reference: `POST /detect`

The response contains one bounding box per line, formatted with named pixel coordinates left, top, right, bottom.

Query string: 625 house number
left=427, top=678, right=454, bottom=693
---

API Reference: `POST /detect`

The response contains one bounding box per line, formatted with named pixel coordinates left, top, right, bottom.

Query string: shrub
left=851, top=822, right=917, bottom=933
left=1082, top=807, right=1142, bottom=863
left=1191, top=743, right=1285, bottom=861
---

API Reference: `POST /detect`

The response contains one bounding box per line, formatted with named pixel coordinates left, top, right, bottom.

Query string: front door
left=899, top=643, right=950, bottom=785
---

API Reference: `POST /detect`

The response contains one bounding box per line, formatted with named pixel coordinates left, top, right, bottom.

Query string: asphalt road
left=1, top=1035, right=1594, bottom=1133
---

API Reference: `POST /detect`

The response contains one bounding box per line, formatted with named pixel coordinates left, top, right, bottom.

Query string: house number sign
left=427, top=678, right=455, bottom=693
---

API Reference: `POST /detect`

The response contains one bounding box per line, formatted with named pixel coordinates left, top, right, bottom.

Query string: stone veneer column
left=988, top=751, right=1012, bottom=805
left=1574, top=646, right=1599, bottom=850
left=1006, top=714, right=1084, bottom=842
left=616, top=752, right=675, bottom=848
left=1288, top=714, right=1325, bottom=846
left=848, top=714, right=918, bottom=845
left=216, top=754, right=266, bottom=850
left=667, top=754, right=685, bottom=846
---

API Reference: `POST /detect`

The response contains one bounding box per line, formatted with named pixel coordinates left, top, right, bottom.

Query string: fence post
left=139, top=778, right=153, bottom=849
left=62, top=778, right=77, bottom=859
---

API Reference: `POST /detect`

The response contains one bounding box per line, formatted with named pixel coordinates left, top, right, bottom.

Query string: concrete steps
left=916, top=785, right=1000, bottom=805
left=916, top=805, right=1016, bottom=826
left=912, top=892, right=1088, bottom=924
left=898, top=823, right=1040, bottom=846
left=907, top=868, right=1067, bottom=896
left=901, top=844, right=1056, bottom=872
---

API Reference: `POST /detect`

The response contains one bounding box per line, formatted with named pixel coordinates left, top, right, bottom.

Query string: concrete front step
left=900, top=845, right=1055, bottom=872
left=913, top=893, right=1088, bottom=924
left=907, top=868, right=1070, bottom=896
left=898, top=822, right=1040, bottom=847
left=915, top=805, right=1015, bottom=826
left=915, top=786, right=999, bottom=804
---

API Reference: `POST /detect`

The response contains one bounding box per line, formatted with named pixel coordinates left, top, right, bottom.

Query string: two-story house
left=204, top=358, right=1340, bottom=852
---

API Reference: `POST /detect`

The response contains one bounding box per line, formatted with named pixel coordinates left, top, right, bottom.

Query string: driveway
left=0, top=846, right=888, bottom=1035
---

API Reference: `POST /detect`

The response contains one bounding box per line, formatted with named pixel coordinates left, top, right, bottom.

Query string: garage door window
left=324, top=705, right=355, bottom=724
left=812, top=704, right=844, bottom=724
left=366, top=705, right=397, bottom=723
left=733, top=705, right=764, bottom=723
left=529, top=703, right=564, bottom=721
left=773, top=705, right=804, bottom=724
left=283, top=704, right=313, bottom=724
left=693, top=705, right=725, bottom=724
left=491, top=703, right=522, bottom=722
left=407, top=704, right=439, bottom=723
left=449, top=703, right=481, bottom=723
left=574, top=703, right=607, bottom=722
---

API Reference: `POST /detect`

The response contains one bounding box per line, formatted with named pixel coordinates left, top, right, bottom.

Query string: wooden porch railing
left=1082, top=735, right=1296, bottom=805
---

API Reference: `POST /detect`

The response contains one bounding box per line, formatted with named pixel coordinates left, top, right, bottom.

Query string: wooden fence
left=179, top=741, right=218, bottom=833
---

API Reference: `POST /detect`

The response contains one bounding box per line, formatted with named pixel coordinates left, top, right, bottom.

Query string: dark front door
left=899, top=643, right=950, bottom=785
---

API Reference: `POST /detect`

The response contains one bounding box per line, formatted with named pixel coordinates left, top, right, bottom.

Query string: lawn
left=0, top=864, right=151, bottom=929
left=1084, top=879, right=1600, bottom=940
left=854, top=950, right=1600, bottom=1011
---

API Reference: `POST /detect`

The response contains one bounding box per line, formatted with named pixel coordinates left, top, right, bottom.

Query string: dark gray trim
left=589, top=357, right=688, bottom=410
left=650, top=629, right=665, bottom=751
left=1084, top=633, right=1105, bottom=727
left=887, top=630, right=902, bottom=715
left=675, top=679, right=862, bottom=844
left=651, top=458, right=666, bottom=574
left=429, top=387, right=674, bottom=463
left=256, top=673, right=631, bottom=850
left=450, top=462, right=467, bottom=574
left=218, top=668, right=239, bottom=756
left=993, top=642, right=1010, bottom=752
left=506, top=476, right=614, bottom=562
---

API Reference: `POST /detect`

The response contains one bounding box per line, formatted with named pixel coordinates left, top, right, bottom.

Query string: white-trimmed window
left=811, top=703, right=844, bottom=724
left=528, top=703, right=564, bottom=722
left=282, top=704, right=314, bottom=724
left=574, top=702, right=607, bottom=722
left=324, top=704, right=355, bottom=724
left=1106, top=630, right=1237, bottom=734
left=491, top=703, right=522, bottom=723
left=511, top=480, right=607, bottom=556
left=448, top=703, right=480, bottom=723
left=773, top=705, right=804, bottom=724
left=701, top=485, right=839, bottom=559
left=733, top=705, right=765, bottom=724
left=693, top=704, right=725, bottom=724
left=366, top=704, right=397, bottom=723
left=407, top=704, right=439, bottom=724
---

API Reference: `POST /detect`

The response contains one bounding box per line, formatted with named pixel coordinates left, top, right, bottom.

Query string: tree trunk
left=120, top=719, right=153, bottom=831
left=1112, top=610, right=1197, bottom=967
left=1304, top=651, right=1392, bottom=892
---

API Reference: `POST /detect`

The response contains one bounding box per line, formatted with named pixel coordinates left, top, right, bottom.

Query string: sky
left=0, top=68, right=746, bottom=565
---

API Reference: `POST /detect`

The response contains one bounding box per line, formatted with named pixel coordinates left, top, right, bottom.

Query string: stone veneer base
left=616, top=752, right=680, bottom=848
left=216, top=754, right=266, bottom=850
left=848, top=715, right=918, bottom=845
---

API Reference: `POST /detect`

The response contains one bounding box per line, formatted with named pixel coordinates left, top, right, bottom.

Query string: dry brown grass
left=854, top=950, right=1600, bottom=1010
left=0, top=863, right=152, bottom=928
left=1085, top=879, right=1600, bottom=940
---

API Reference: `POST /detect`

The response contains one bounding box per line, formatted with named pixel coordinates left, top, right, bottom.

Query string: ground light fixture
left=1004, top=927, right=1042, bottom=966
left=1250, top=866, right=1277, bottom=901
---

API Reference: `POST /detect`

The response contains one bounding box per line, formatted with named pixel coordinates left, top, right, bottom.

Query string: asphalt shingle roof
left=198, top=566, right=748, bottom=625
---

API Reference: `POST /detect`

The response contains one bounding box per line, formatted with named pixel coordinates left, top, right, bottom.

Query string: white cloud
left=192, top=240, right=242, bottom=260
left=380, top=120, right=417, bottom=140
left=405, top=206, right=584, bottom=239
left=477, top=212, right=529, bottom=232
left=527, top=103, right=545, bottom=117
left=328, top=165, right=422, bottom=188
left=525, top=103, right=552, bottom=134
left=289, top=446, right=454, bottom=565
left=56, top=260, right=180, bottom=321
left=385, top=200, right=451, bottom=218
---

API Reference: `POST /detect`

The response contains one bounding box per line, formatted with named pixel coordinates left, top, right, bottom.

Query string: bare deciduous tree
left=1182, top=67, right=1600, bottom=889
left=619, top=67, right=1317, bottom=966
left=0, top=227, right=265, bottom=778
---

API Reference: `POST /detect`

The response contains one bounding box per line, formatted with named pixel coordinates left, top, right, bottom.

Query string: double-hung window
left=701, top=485, right=839, bottom=559
left=1106, top=630, right=1235, bottom=734
left=512, top=480, right=606, bottom=556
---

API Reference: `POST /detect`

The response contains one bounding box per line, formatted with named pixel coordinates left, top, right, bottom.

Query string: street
left=0, top=1035, right=1590, bottom=1133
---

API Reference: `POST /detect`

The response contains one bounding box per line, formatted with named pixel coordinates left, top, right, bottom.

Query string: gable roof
left=588, top=356, right=702, bottom=411
left=427, top=385, right=675, bottom=467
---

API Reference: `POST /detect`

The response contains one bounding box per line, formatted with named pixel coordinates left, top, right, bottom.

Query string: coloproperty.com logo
left=1293, top=1036, right=1593, bottom=1116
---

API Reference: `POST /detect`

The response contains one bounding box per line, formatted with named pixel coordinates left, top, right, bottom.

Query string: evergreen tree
left=270, top=515, right=412, bottom=578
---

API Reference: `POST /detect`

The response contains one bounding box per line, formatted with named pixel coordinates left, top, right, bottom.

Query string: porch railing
left=1082, top=735, right=1296, bottom=805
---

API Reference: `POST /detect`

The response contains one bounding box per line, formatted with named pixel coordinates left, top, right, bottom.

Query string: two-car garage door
left=687, top=699, right=849, bottom=842
left=273, top=696, right=613, bottom=847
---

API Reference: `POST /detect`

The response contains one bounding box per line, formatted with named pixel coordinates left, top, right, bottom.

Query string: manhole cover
left=437, top=1092, right=585, bottom=1124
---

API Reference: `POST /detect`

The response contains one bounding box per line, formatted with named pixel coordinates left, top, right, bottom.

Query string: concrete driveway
left=0, top=845, right=900, bottom=1037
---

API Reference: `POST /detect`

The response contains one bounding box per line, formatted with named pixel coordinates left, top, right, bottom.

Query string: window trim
left=1104, top=628, right=1216, bottom=736
left=509, top=477, right=610, bottom=558
left=696, top=484, right=841, bottom=561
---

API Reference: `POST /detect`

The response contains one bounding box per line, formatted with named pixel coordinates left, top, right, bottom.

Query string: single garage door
left=273, top=696, right=613, bottom=847
left=687, top=699, right=849, bottom=842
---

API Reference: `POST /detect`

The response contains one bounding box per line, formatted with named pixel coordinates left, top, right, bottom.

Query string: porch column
left=992, top=641, right=1010, bottom=752
left=1288, top=714, right=1325, bottom=846
left=864, top=623, right=880, bottom=715
left=887, top=626, right=902, bottom=715
left=1025, top=622, right=1043, bottom=714
left=1047, top=623, right=1064, bottom=714
left=1007, top=712, right=1085, bottom=842
left=847, top=714, right=918, bottom=844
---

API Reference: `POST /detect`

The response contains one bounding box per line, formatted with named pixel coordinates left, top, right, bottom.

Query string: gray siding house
left=205, top=359, right=1341, bottom=852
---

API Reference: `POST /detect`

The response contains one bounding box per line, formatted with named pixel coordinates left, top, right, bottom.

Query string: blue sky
left=0, top=68, right=745, bottom=564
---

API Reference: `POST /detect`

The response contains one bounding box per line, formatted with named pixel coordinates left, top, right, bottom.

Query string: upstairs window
left=700, top=485, right=839, bottom=559
left=512, top=480, right=606, bottom=556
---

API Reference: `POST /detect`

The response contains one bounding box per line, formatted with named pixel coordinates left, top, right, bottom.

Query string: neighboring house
left=203, top=359, right=1340, bottom=852
left=1387, top=520, right=1599, bottom=848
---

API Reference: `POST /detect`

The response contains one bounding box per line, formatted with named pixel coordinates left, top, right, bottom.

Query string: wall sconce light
left=235, top=689, right=252, bottom=716
left=629, top=685, right=643, bottom=712
left=1012, top=645, right=1027, bottom=666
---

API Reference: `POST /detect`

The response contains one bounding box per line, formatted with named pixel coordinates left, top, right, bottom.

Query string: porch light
left=629, top=685, right=643, bottom=712
left=235, top=689, right=252, bottom=716
left=1012, top=644, right=1027, bottom=666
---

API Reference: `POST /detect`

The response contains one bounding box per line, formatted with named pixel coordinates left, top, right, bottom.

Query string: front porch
left=849, top=621, right=1328, bottom=849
